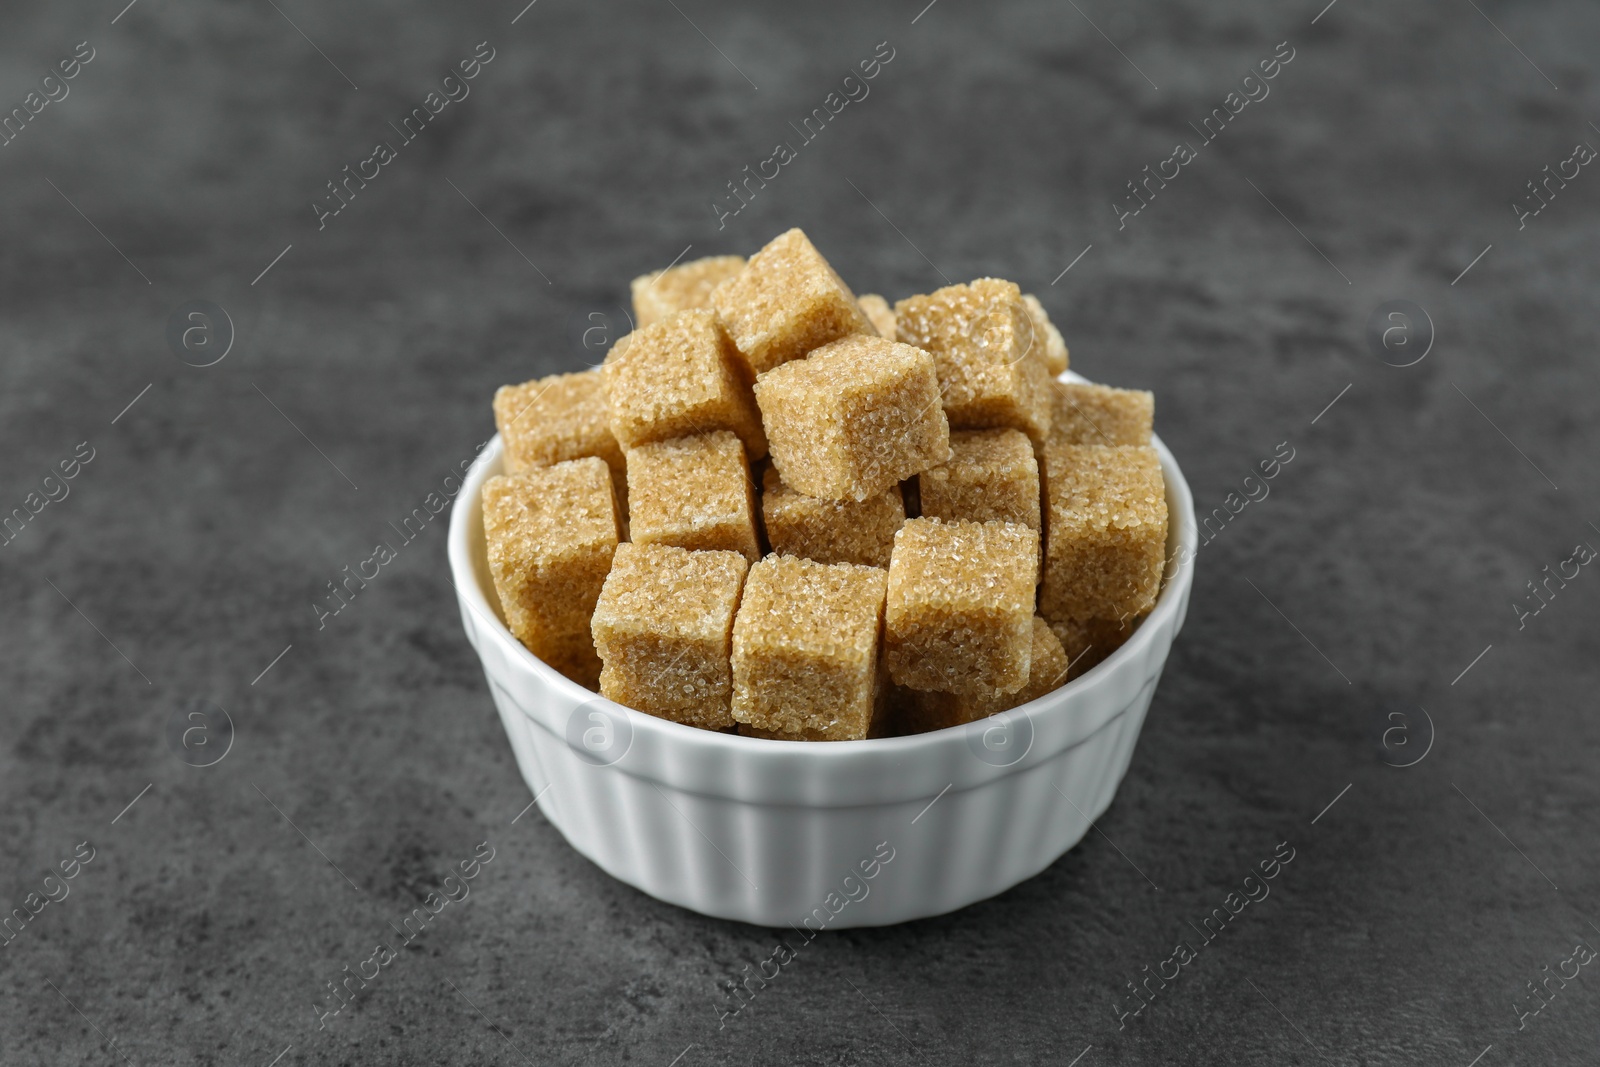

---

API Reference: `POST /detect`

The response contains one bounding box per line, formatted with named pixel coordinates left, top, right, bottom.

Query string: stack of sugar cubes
left=482, top=228, right=1166, bottom=741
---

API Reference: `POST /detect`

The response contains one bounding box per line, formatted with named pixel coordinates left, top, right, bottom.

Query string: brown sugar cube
left=1048, top=381, right=1154, bottom=447
left=601, top=309, right=767, bottom=459
left=760, top=466, right=903, bottom=568
left=1048, top=613, right=1146, bottom=680
left=730, top=555, right=886, bottom=738
left=590, top=543, right=748, bottom=729
left=627, top=431, right=759, bottom=562
left=482, top=458, right=622, bottom=689
left=894, top=278, right=1053, bottom=444
left=918, top=428, right=1040, bottom=532
left=900, top=617, right=1070, bottom=733
left=1040, top=444, right=1167, bottom=623
left=711, top=228, right=873, bottom=376
left=857, top=293, right=897, bottom=339
left=754, top=334, right=950, bottom=502
left=631, top=254, right=746, bottom=329
left=1021, top=294, right=1069, bottom=377
left=736, top=669, right=892, bottom=741
left=884, top=518, right=1039, bottom=695
left=739, top=723, right=837, bottom=741
left=601, top=331, right=633, bottom=365
left=740, top=724, right=834, bottom=741
left=493, top=370, right=626, bottom=490
left=737, top=694, right=891, bottom=741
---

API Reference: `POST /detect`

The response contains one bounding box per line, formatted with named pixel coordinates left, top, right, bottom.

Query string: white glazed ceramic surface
left=448, top=374, right=1196, bottom=927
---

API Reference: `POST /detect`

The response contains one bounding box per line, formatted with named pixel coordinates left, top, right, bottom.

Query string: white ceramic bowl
left=448, top=379, right=1195, bottom=928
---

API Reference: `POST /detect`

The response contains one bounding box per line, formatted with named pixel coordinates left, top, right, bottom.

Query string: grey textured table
left=3, top=1, right=1596, bottom=1064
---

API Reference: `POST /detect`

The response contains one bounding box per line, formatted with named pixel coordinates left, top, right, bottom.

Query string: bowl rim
left=447, top=371, right=1196, bottom=761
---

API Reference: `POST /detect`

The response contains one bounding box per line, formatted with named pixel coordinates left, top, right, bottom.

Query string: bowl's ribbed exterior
left=465, top=582, right=1180, bottom=927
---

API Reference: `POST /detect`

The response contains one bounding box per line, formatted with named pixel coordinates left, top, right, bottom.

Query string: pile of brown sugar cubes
left=482, top=228, right=1167, bottom=741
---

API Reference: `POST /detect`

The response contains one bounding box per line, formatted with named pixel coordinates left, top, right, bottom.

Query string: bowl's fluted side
left=476, top=647, right=1170, bottom=926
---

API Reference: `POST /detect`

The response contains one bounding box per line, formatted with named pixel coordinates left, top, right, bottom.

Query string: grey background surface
left=1, top=0, right=1596, bottom=1064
